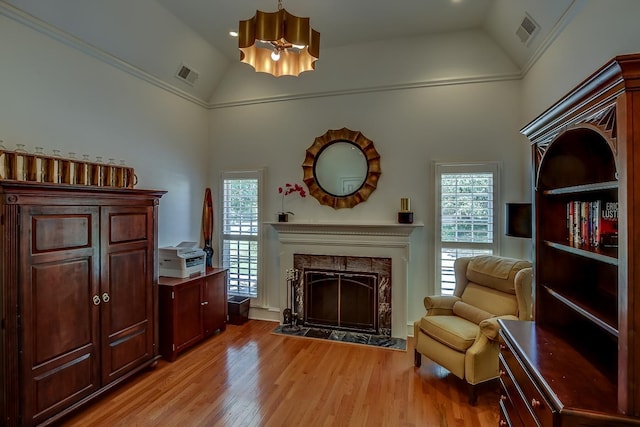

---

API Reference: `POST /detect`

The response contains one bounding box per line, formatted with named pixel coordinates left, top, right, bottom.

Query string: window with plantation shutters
left=435, top=163, right=500, bottom=295
left=221, top=170, right=263, bottom=298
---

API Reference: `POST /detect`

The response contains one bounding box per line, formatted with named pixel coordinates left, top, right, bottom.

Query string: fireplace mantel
left=269, top=221, right=422, bottom=338
left=266, top=221, right=423, bottom=236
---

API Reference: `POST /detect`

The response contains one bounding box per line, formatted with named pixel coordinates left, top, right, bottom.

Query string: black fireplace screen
left=304, top=270, right=378, bottom=334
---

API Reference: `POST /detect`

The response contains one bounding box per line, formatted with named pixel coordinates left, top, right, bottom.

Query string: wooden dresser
left=0, top=181, right=165, bottom=426
left=506, top=54, right=640, bottom=425
left=158, top=268, right=228, bottom=361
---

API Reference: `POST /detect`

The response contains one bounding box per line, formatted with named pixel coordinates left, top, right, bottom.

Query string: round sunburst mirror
left=302, top=128, right=381, bottom=209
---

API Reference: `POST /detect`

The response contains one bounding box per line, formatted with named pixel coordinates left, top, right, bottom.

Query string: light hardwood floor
left=61, top=320, right=500, bottom=427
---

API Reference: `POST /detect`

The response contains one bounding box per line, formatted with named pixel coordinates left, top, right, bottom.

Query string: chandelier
left=238, top=0, right=320, bottom=77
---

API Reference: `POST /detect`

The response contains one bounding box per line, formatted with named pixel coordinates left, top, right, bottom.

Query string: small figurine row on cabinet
left=0, top=142, right=136, bottom=188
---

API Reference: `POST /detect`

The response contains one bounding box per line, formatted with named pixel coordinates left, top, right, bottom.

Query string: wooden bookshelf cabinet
left=158, top=268, right=228, bottom=361
left=0, top=181, right=165, bottom=426
left=498, top=54, right=640, bottom=425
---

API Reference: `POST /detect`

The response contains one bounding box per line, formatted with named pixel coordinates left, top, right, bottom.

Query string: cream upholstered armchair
left=413, top=255, right=532, bottom=404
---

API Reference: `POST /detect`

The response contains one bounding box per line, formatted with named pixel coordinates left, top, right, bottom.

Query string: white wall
left=210, top=77, right=528, bottom=326
left=0, top=14, right=210, bottom=248
left=210, top=29, right=520, bottom=107
left=521, top=0, right=640, bottom=125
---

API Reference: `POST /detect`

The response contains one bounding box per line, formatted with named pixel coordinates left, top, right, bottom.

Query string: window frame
left=434, top=162, right=501, bottom=294
left=219, top=169, right=264, bottom=305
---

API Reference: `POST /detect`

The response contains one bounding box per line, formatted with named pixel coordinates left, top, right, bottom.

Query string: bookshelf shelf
left=544, top=240, right=618, bottom=265
left=543, top=180, right=618, bottom=196
left=543, top=285, right=618, bottom=337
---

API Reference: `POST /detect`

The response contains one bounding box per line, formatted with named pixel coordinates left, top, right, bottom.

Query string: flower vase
left=278, top=213, right=289, bottom=222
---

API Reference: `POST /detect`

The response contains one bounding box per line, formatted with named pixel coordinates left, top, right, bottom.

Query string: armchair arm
left=423, top=295, right=461, bottom=316
left=479, top=315, right=519, bottom=341
left=514, top=267, right=533, bottom=320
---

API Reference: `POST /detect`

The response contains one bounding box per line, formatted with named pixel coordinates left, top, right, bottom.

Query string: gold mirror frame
left=302, top=128, right=381, bottom=209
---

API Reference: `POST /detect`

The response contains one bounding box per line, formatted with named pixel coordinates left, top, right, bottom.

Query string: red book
left=596, top=201, right=618, bottom=247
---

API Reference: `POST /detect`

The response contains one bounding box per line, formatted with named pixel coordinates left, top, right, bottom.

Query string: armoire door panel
left=106, top=325, right=149, bottom=375
left=32, top=351, right=96, bottom=424
left=109, top=212, right=149, bottom=243
left=19, top=205, right=101, bottom=425
left=106, top=249, right=148, bottom=331
left=31, top=214, right=92, bottom=253
left=31, top=259, right=94, bottom=364
left=100, top=206, right=155, bottom=384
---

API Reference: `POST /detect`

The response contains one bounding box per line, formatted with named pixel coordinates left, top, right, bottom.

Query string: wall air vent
left=516, top=13, right=539, bottom=46
left=175, top=63, right=199, bottom=86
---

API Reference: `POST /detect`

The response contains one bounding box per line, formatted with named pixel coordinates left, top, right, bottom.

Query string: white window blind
left=221, top=171, right=262, bottom=298
left=435, top=163, right=499, bottom=295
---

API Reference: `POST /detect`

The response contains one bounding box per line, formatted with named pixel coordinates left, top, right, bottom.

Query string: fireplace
left=305, top=270, right=378, bottom=334
left=293, top=254, right=391, bottom=336
left=271, top=221, right=420, bottom=339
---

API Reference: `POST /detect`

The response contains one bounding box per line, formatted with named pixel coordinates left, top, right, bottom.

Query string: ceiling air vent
left=516, top=13, right=539, bottom=46
left=175, top=63, right=199, bottom=86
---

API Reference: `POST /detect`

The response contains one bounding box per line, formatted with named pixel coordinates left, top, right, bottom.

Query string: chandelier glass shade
left=238, top=1, right=320, bottom=77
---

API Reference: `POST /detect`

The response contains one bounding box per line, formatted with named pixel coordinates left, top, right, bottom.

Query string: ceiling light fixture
left=238, top=0, right=320, bottom=77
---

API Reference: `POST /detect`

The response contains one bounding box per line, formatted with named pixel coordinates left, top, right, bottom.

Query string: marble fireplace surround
left=270, top=222, right=421, bottom=339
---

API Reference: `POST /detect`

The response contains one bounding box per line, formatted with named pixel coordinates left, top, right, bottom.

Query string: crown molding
left=208, top=73, right=523, bottom=109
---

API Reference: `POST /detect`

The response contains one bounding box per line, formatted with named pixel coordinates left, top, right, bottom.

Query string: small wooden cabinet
left=158, top=268, right=228, bottom=361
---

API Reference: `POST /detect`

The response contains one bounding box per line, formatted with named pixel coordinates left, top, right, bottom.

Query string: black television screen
left=506, top=203, right=532, bottom=238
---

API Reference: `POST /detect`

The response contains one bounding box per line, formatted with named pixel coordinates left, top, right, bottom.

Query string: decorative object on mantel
left=303, top=128, right=381, bottom=209
left=282, top=268, right=301, bottom=332
left=397, top=197, right=414, bottom=224
left=0, top=145, right=136, bottom=188
left=237, top=0, right=320, bottom=77
left=202, top=188, right=214, bottom=267
left=277, top=182, right=306, bottom=222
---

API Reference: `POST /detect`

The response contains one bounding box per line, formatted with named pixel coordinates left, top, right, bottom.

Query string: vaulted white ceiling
left=2, top=0, right=580, bottom=105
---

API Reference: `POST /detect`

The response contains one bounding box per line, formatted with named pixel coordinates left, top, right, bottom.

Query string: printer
left=159, top=241, right=206, bottom=278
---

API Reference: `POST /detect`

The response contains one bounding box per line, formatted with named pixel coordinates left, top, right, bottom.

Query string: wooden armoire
left=0, top=181, right=165, bottom=426
left=498, top=54, right=640, bottom=426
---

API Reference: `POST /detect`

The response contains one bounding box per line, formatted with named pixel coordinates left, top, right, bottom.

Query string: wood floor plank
left=61, top=320, right=500, bottom=427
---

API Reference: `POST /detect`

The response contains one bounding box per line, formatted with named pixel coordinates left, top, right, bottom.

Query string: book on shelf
left=566, top=200, right=618, bottom=248
left=598, top=201, right=618, bottom=247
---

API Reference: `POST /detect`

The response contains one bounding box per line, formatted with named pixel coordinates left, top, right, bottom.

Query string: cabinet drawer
left=501, top=343, right=555, bottom=426
left=499, top=398, right=521, bottom=427
left=500, top=356, right=535, bottom=427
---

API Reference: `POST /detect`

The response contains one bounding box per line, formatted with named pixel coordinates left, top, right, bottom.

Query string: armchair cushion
left=452, top=301, right=494, bottom=325
left=424, top=295, right=460, bottom=310
left=419, top=315, right=479, bottom=352
left=466, top=255, right=532, bottom=294
left=461, top=283, right=518, bottom=316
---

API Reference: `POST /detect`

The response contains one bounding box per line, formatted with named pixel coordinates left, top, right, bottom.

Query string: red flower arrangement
left=278, top=182, right=306, bottom=215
